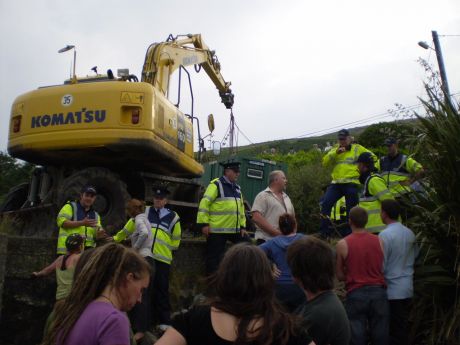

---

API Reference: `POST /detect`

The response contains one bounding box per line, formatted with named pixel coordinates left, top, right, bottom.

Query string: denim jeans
left=320, top=183, right=359, bottom=237
left=345, top=286, right=389, bottom=345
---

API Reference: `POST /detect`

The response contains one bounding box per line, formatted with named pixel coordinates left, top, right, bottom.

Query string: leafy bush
left=407, top=89, right=460, bottom=344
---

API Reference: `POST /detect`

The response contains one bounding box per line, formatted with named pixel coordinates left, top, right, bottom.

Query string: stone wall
left=0, top=236, right=207, bottom=345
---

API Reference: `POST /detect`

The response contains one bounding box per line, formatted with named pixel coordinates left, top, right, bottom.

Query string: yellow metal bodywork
left=8, top=81, right=202, bottom=177
left=7, top=34, right=233, bottom=178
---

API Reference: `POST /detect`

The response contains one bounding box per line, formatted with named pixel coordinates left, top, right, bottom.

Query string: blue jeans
left=345, top=286, right=389, bottom=345
left=320, top=183, right=359, bottom=237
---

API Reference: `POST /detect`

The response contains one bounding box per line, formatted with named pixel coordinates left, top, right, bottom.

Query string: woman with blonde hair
left=41, top=243, right=151, bottom=345
left=155, top=243, right=314, bottom=345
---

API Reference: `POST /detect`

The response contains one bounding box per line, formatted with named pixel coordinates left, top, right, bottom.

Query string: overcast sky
left=1, top=0, right=460, bottom=153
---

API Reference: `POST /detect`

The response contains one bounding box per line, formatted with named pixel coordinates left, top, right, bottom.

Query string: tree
left=0, top=151, right=34, bottom=204
left=358, top=121, right=420, bottom=157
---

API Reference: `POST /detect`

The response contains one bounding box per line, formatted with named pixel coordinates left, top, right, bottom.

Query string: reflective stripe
left=366, top=209, right=381, bottom=215
left=382, top=171, right=410, bottom=177
left=155, top=237, right=175, bottom=249
left=216, top=180, right=225, bottom=198
left=215, top=197, right=239, bottom=201
left=153, top=253, right=172, bottom=264
left=367, top=225, right=386, bottom=233
left=209, top=211, right=239, bottom=216
left=336, top=159, right=356, bottom=165
left=198, top=208, right=209, bottom=213
left=57, top=247, right=67, bottom=253
left=210, top=227, right=239, bottom=233
left=70, top=201, right=78, bottom=221
left=171, top=235, right=181, bottom=241
left=203, top=195, right=213, bottom=201
left=122, top=227, right=131, bottom=236
left=151, top=224, right=171, bottom=233
left=333, top=178, right=359, bottom=184
left=374, top=190, right=390, bottom=199
left=58, top=213, right=72, bottom=220
left=360, top=196, right=378, bottom=202
left=58, top=233, right=68, bottom=238
left=168, top=214, right=180, bottom=232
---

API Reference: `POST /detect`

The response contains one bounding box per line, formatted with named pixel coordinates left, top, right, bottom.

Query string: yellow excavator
left=3, top=34, right=234, bottom=231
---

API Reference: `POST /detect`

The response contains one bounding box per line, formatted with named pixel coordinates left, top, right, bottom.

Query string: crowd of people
left=32, top=128, right=421, bottom=345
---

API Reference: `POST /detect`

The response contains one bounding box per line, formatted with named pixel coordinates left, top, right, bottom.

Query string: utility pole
left=431, top=30, right=454, bottom=109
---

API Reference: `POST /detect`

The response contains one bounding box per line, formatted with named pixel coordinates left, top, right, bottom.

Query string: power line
left=235, top=123, right=254, bottom=145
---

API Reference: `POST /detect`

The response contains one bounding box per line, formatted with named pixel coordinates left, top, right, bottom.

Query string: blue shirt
left=379, top=222, right=418, bottom=299
left=259, top=233, right=304, bottom=284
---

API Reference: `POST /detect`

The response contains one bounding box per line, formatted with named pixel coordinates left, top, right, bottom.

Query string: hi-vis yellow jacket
left=197, top=177, right=246, bottom=234
left=114, top=206, right=181, bottom=265
left=56, top=201, right=101, bottom=254
left=359, top=173, right=394, bottom=233
left=380, top=153, right=423, bottom=196
left=323, top=144, right=376, bottom=184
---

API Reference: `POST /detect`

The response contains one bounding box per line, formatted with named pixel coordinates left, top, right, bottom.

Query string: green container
left=200, top=156, right=287, bottom=206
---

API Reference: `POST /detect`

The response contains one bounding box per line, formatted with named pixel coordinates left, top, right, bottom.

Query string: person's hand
left=96, top=228, right=108, bottom=239
left=336, top=146, right=346, bottom=154
left=82, top=217, right=98, bottom=227
left=272, top=264, right=281, bottom=279
left=202, top=225, right=210, bottom=237
left=240, top=228, right=248, bottom=237
left=31, top=272, right=40, bottom=278
left=273, top=229, right=282, bottom=237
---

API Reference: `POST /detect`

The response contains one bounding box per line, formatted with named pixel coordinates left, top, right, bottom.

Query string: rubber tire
left=56, top=167, right=130, bottom=229
left=0, top=182, right=29, bottom=212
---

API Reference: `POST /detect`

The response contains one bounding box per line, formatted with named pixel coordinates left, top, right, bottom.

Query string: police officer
left=380, top=137, right=424, bottom=197
left=113, top=186, right=181, bottom=331
left=56, top=185, right=101, bottom=254
left=320, top=129, right=377, bottom=237
left=197, top=160, right=249, bottom=275
left=357, top=152, right=394, bottom=234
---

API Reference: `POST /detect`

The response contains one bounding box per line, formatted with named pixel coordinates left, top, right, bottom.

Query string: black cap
left=384, top=137, right=398, bottom=146
left=65, top=233, right=84, bottom=251
left=338, top=129, right=350, bottom=139
left=220, top=160, right=241, bottom=171
left=152, top=186, right=169, bottom=198
left=81, top=185, right=97, bottom=195
left=356, top=152, right=374, bottom=164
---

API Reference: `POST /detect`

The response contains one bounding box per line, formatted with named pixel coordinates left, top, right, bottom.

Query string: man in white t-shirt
left=251, top=170, right=295, bottom=244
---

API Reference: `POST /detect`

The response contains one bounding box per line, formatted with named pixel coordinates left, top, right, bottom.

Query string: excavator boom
left=142, top=34, right=234, bottom=109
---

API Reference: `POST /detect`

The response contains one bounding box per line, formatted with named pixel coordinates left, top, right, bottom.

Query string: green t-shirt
left=297, top=291, right=350, bottom=345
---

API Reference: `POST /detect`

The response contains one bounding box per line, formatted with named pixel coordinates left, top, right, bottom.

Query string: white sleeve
left=132, top=214, right=149, bottom=249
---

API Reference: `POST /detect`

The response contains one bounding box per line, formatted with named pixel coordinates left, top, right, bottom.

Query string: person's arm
left=113, top=219, right=135, bottom=242
left=322, top=146, right=338, bottom=167
left=335, top=239, right=348, bottom=281
left=62, top=217, right=97, bottom=229
left=131, top=216, right=149, bottom=250
left=33, top=256, right=61, bottom=277
left=170, top=216, right=182, bottom=250
left=197, top=182, right=218, bottom=237
left=251, top=211, right=281, bottom=237
left=155, top=327, right=187, bottom=345
left=369, top=177, right=394, bottom=201
left=407, top=157, right=425, bottom=182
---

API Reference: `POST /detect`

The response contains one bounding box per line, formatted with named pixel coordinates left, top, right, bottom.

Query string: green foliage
left=358, top=120, right=420, bottom=157
left=406, top=89, right=460, bottom=344
left=258, top=150, right=330, bottom=233
left=0, top=151, right=34, bottom=204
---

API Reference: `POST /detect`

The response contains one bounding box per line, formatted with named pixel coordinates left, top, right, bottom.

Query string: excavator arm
left=141, top=34, right=234, bottom=109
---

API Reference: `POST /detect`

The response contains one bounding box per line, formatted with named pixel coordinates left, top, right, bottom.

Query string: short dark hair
left=287, top=237, right=334, bottom=293
left=381, top=199, right=400, bottom=220
left=349, top=206, right=368, bottom=228
left=278, top=213, right=296, bottom=235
